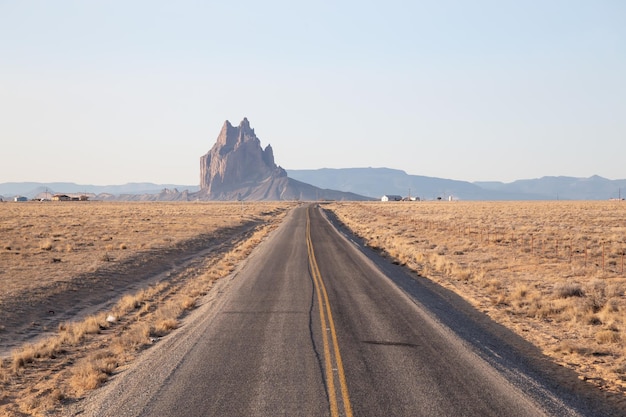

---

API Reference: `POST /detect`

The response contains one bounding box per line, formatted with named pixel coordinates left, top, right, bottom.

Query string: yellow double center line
left=306, top=207, right=353, bottom=417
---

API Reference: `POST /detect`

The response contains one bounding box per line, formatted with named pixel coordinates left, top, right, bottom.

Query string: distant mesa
left=197, top=118, right=368, bottom=201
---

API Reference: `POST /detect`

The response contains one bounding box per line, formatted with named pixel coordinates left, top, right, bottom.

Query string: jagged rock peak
left=200, top=118, right=286, bottom=192
left=263, top=144, right=276, bottom=167
left=240, top=117, right=251, bottom=130
left=196, top=118, right=369, bottom=201
left=216, top=117, right=259, bottom=150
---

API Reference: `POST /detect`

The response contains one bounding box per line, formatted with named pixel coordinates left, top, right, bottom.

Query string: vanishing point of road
left=67, top=204, right=621, bottom=417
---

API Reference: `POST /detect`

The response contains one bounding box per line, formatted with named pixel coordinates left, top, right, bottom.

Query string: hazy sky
left=1, top=1, right=624, bottom=185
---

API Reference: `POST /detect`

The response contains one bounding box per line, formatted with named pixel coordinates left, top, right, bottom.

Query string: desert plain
left=0, top=201, right=293, bottom=415
left=327, top=201, right=626, bottom=397
left=1, top=200, right=625, bottom=415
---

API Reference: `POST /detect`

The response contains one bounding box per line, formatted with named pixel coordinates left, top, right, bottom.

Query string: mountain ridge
left=2, top=172, right=625, bottom=201
left=0, top=182, right=200, bottom=200
left=286, top=168, right=626, bottom=200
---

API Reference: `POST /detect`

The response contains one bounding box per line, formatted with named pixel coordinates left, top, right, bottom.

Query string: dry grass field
left=4, top=200, right=625, bottom=414
left=326, top=200, right=626, bottom=398
left=0, top=201, right=294, bottom=416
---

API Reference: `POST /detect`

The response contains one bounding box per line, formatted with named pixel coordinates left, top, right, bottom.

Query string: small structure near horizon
left=52, top=194, right=71, bottom=201
left=13, top=196, right=28, bottom=202
left=381, top=195, right=403, bottom=202
left=52, top=194, right=90, bottom=201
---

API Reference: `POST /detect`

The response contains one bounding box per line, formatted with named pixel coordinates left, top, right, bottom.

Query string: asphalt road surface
left=67, top=204, right=620, bottom=417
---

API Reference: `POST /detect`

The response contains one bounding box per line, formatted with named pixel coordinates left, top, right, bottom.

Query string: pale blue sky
left=1, top=1, right=624, bottom=185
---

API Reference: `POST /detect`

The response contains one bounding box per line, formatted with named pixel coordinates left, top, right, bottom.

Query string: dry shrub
left=482, top=278, right=501, bottom=292
left=70, top=351, right=117, bottom=393
left=606, top=283, right=624, bottom=298
left=432, top=254, right=448, bottom=273
left=59, top=315, right=105, bottom=344
left=112, top=323, right=151, bottom=354
left=150, top=300, right=182, bottom=337
left=554, top=340, right=592, bottom=356
left=115, top=293, right=144, bottom=315
left=82, top=315, right=106, bottom=333
left=40, top=240, right=53, bottom=251
left=491, top=293, right=508, bottom=306
left=10, top=337, right=64, bottom=373
left=614, top=361, right=626, bottom=377
left=11, top=345, right=36, bottom=372
left=510, top=283, right=542, bottom=311
left=534, top=301, right=566, bottom=319
left=596, top=330, right=621, bottom=345
left=584, top=279, right=608, bottom=313
left=151, top=318, right=178, bottom=337
left=580, top=311, right=602, bottom=326
left=179, top=295, right=196, bottom=311
left=597, top=299, right=621, bottom=327
left=512, top=283, right=529, bottom=299
left=144, top=292, right=199, bottom=339
left=555, top=282, right=585, bottom=298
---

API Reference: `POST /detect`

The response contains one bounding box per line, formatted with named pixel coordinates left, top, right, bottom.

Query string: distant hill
left=4, top=172, right=624, bottom=201
left=285, top=168, right=530, bottom=200
left=475, top=175, right=626, bottom=200
left=0, top=182, right=200, bottom=200
left=287, top=168, right=626, bottom=201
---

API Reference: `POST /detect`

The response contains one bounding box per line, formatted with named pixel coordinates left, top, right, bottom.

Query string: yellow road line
left=307, top=216, right=338, bottom=416
left=307, top=207, right=353, bottom=417
left=319, top=267, right=354, bottom=417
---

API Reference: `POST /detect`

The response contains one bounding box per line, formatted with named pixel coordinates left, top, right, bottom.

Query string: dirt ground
left=0, top=201, right=292, bottom=356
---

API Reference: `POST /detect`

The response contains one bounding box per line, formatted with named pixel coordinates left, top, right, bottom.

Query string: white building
left=381, top=195, right=403, bottom=202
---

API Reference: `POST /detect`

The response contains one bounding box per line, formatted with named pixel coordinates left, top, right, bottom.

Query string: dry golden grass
left=70, top=351, right=118, bottom=392
left=0, top=201, right=284, bottom=302
left=327, top=201, right=626, bottom=396
left=0, top=201, right=293, bottom=416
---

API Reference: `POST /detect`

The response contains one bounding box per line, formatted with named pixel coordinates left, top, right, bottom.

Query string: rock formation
left=198, top=118, right=369, bottom=201
left=200, top=118, right=287, bottom=195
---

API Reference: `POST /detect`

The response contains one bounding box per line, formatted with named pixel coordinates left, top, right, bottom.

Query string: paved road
left=68, top=204, right=619, bottom=417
